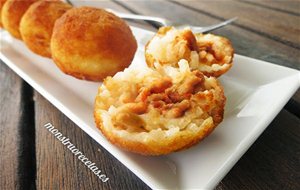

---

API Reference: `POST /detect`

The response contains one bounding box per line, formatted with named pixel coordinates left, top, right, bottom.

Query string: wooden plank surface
left=0, top=62, right=35, bottom=189
left=1, top=0, right=300, bottom=190
left=0, top=62, right=20, bottom=190
left=173, top=0, right=300, bottom=47
left=241, top=0, right=300, bottom=16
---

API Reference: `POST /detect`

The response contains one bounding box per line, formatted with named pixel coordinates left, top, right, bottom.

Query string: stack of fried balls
left=0, top=0, right=137, bottom=81
left=1, top=0, right=234, bottom=156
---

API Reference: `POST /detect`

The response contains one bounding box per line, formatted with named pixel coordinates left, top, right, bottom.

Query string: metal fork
left=106, top=9, right=237, bottom=33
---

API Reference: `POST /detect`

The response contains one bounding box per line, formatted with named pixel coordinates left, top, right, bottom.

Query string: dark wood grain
left=173, top=0, right=300, bottom=48
left=0, top=62, right=21, bottom=190
left=1, top=0, right=300, bottom=190
left=0, top=62, right=35, bottom=190
left=34, top=92, right=150, bottom=190
left=240, top=0, right=300, bottom=16
left=216, top=109, right=300, bottom=190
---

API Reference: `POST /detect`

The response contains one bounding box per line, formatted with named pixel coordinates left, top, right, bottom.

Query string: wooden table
left=1, top=0, right=299, bottom=189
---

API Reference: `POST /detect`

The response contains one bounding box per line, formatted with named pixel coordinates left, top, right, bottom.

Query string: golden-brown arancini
left=19, top=1, right=72, bottom=58
left=51, top=6, right=137, bottom=81
left=0, top=0, right=7, bottom=28
left=94, top=60, right=226, bottom=155
left=145, top=27, right=234, bottom=77
left=1, top=0, right=38, bottom=39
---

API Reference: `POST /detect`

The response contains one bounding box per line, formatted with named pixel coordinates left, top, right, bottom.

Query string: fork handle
left=106, top=9, right=166, bottom=27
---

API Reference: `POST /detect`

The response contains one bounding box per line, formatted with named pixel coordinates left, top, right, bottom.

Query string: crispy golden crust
left=94, top=110, right=216, bottom=155
left=145, top=27, right=234, bottom=77
left=0, top=0, right=7, bottom=28
left=94, top=60, right=226, bottom=155
left=19, top=1, right=72, bottom=58
left=1, top=0, right=38, bottom=39
left=51, top=6, right=137, bottom=81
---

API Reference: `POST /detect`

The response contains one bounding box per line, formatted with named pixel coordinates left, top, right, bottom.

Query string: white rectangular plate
left=1, top=27, right=299, bottom=189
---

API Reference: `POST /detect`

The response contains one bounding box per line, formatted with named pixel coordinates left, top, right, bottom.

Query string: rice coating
left=94, top=60, right=226, bottom=155
left=145, top=27, right=234, bottom=77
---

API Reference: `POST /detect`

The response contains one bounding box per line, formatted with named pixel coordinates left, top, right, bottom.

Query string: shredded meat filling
left=181, top=29, right=199, bottom=52
left=118, top=71, right=206, bottom=119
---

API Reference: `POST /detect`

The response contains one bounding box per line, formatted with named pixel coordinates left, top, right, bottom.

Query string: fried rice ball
left=0, top=0, right=7, bottom=28
left=145, top=27, right=234, bottom=77
left=19, top=1, right=72, bottom=58
left=1, top=0, right=38, bottom=39
left=94, top=60, right=226, bottom=155
left=51, top=7, right=137, bottom=81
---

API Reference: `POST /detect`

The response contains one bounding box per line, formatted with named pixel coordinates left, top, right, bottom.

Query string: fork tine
left=192, top=17, right=238, bottom=33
